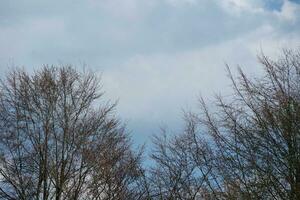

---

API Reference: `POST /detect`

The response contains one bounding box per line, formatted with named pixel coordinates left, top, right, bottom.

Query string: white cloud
left=102, top=22, right=300, bottom=126
left=218, top=0, right=265, bottom=14
left=275, top=0, right=300, bottom=22
left=165, top=0, right=198, bottom=6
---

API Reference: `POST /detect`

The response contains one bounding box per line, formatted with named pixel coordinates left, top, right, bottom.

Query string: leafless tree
left=0, top=66, right=144, bottom=200
left=148, top=49, right=300, bottom=200
left=147, top=115, right=222, bottom=200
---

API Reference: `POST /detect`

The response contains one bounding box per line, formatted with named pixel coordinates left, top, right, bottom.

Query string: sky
left=0, top=0, right=300, bottom=145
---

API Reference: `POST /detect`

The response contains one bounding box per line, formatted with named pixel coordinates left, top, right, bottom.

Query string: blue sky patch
left=263, top=0, right=284, bottom=11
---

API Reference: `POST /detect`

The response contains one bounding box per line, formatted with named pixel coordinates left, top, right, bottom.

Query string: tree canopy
left=0, top=49, right=300, bottom=199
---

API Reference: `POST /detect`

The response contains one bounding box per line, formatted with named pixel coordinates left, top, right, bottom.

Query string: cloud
left=0, top=0, right=299, bottom=143
left=219, top=0, right=264, bottom=13
left=276, top=0, right=300, bottom=21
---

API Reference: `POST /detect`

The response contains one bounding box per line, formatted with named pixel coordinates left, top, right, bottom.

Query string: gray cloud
left=0, top=0, right=299, bottom=144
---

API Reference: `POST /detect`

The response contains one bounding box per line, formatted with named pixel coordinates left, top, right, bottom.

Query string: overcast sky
left=1, top=0, right=300, bottom=144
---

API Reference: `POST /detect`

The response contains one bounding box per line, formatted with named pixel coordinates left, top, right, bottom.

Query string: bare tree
left=148, top=49, right=300, bottom=200
left=0, top=66, right=144, bottom=200
left=147, top=115, right=223, bottom=200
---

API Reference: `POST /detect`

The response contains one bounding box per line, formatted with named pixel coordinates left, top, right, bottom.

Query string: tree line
left=0, top=49, right=299, bottom=199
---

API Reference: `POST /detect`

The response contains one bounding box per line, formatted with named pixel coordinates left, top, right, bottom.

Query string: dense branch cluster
left=0, top=67, right=144, bottom=199
left=147, top=49, right=300, bottom=200
left=0, top=49, right=299, bottom=199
